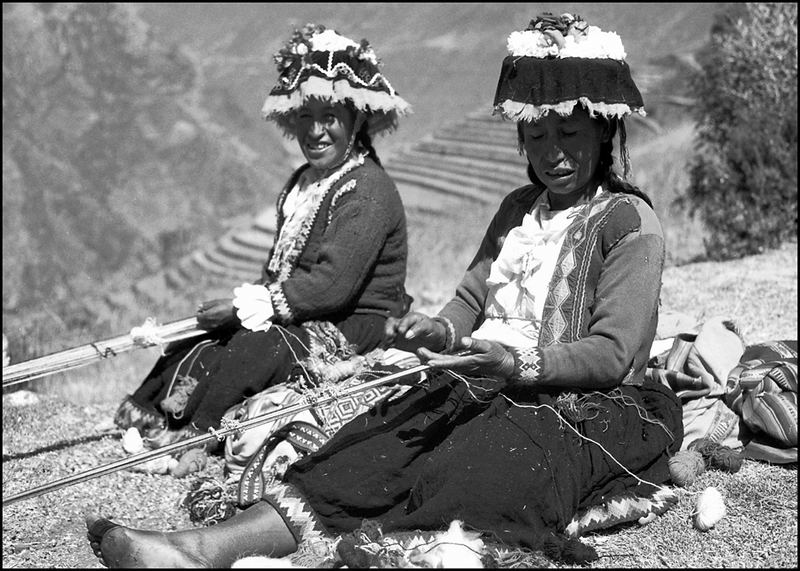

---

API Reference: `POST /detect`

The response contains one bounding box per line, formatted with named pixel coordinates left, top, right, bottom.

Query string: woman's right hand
left=195, top=298, right=238, bottom=330
left=384, top=312, right=446, bottom=353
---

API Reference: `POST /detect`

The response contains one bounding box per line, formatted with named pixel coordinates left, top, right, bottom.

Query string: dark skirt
left=280, top=373, right=683, bottom=550
left=119, top=313, right=387, bottom=433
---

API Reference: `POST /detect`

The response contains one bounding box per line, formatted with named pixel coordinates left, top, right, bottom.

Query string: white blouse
left=471, top=187, right=601, bottom=348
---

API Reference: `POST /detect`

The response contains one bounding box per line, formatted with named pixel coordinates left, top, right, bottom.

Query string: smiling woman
left=294, top=99, right=358, bottom=174
left=109, top=23, right=412, bottom=473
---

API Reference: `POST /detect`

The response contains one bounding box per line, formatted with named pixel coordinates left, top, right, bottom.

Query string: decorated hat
left=493, top=13, right=645, bottom=122
left=262, top=23, right=411, bottom=136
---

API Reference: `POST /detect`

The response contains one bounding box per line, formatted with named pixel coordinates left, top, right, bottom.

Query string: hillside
left=2, top=4, right=285, bottom=319
left=3, top=2, right=726, bottom=359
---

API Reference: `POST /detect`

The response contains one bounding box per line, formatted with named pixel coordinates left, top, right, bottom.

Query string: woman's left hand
left=418, top=337, right=515, bottom=380
left=196, top=298, right=238, bottom=330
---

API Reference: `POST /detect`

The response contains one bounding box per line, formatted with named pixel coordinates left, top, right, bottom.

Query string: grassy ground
left=2, top=241, right=796, bottom=568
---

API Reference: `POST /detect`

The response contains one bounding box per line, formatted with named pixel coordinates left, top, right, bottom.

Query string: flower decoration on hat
left=263, top=23, right=411, bottom=137
left=493, top=13, right=645, bottom=122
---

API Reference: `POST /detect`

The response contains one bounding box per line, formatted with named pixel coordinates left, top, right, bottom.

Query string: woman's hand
left=195, top=298, right=238, bottom=330
left=384, top=312, right=446, bottom=353
left=419, top=337, right=515, bottom=381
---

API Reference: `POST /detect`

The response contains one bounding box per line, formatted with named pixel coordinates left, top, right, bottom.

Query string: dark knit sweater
left=261, top=157, right=409, bottom=324
left=437, top=184, right=665, bottom=390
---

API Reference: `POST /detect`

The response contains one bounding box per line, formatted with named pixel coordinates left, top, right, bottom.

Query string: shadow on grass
left=2, top=430, right=119, bottom=462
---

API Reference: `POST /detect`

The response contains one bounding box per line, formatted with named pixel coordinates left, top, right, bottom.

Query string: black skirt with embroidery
left=278, top=372, right=683, bottom=551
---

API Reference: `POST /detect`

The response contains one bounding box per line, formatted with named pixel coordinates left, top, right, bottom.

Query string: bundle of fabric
left=646, top=315, right=798, bottom=465
left=725, top=339, right=797, bottom=463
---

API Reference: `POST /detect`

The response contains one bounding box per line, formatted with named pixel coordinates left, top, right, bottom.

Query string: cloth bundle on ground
left=647, top=314, right=797, bottom=464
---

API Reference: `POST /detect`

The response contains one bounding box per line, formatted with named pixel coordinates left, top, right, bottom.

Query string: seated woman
left=112, top=23, right=412, bottom=453
left=86, top=14, right=683, bottom=567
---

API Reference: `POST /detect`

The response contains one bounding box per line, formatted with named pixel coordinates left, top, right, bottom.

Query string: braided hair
left=355, top=120, right=383, bottom=168
left=517, top=118, right=653, bottom=208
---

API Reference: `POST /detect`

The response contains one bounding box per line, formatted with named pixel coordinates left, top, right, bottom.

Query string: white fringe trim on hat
left=262, top=76, right=411, bottom=119
left=495, top=97, right=645, bottom=122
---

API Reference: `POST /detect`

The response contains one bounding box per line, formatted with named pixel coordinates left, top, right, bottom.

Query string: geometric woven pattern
left=263, top=481, right=331, bottom=545
left=268, top=282, right=294, bottom=324
left=564, top=486, right=678, bottom=538
left=511, top=346, right=543, bottom=383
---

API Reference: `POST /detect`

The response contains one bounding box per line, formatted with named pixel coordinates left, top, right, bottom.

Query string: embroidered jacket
left=437, top=184, right=665, bottom=390
left=261, top=157, right=408, bottom=324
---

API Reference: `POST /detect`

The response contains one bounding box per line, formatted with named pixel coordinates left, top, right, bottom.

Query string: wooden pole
left=2, top=363, right=429, bottom=506
left=2, top=317, right=206, bottom=388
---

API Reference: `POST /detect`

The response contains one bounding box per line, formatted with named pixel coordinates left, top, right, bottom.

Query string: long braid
left=601, top=119, right=653, bottom=208
left=356, top=122, right=382, bottom=168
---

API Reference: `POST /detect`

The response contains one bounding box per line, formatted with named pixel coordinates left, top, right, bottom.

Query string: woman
left=87, top=14, right=683, bottom=567
left=113, top=23, right=412, bottom=454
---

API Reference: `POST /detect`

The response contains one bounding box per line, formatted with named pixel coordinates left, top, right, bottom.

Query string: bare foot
left=85, top=514, right=210, bottom=568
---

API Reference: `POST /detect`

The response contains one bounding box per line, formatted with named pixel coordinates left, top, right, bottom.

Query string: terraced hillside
left=157, top=111, right=530, bottom=291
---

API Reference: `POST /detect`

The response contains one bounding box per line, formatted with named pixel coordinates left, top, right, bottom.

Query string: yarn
left=231, top=556, right=295, bottom=568
left=668, top=449, right=706, bottom=487
left=407, top=520, right=486, bottom=568
left=542, top=533, right=599, bottom=564
left=160, top=374, right=199, bottom=416
left=121, top=427, right=145, bottom=454
left=181, top=477, right=239, bottom=525
left=129, top=317, right=168, bottom=354
left=693, top=487, right=726, bottom=531
left=689, top=438, right=744, bottom=473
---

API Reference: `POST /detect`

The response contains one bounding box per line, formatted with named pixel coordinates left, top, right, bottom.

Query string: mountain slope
left=2, top=3, right=285, bottom=318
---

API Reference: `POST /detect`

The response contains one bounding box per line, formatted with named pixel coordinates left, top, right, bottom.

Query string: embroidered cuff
left=510, top=346, right=544, bottom=384
left=262, top=481, right=330, bottom=546
left=267, top=282, right=295, bottom=324
left=232, top=283, right=274, bottom=332
left=432, top=316, right=457, bottom=353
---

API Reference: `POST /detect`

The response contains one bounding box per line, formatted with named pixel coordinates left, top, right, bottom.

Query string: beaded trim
left=327, top=179, right=358, bottom=226
left=268, top=152, right=366, bottom=284
left=272, top=61, right=402, bottom=103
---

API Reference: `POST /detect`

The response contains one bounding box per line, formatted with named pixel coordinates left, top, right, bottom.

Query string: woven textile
left=725, top=340, right=798, bottom=463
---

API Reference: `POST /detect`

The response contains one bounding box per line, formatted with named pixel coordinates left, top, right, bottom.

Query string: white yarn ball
left=231, top=556, right=295, bottom=568
left=409, top=520, right=485, bottom=568
left=121, top=427, right=145, bottom=454
left=694, top=487, right=726, bottom=531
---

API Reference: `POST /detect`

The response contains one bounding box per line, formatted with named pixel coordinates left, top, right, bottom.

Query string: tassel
left=693, top=487, right=726, bottom=531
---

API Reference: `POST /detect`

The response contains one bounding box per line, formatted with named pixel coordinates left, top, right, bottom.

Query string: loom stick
left=2, top=363, right=429, bottom=506
left=2, top=317, right=206, bottom=388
